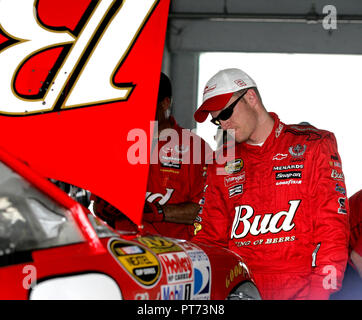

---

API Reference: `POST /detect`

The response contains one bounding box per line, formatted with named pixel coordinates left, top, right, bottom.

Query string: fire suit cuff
left=143, top=202, right=164, bottom=223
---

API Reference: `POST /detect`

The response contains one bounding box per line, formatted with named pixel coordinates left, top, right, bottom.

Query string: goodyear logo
left=225, top=262, right=249, bottom=289
left=109, top=238, right=161, bottom=287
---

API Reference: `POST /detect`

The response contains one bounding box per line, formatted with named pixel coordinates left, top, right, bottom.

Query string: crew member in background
left=331, top=189, right=362, bottom=299
left=143, top=72, right=212, bottom=240
left=349, top=189, right=362, bottom=278
left=92, top=73, right=212, bottom=240
left=192, top=68, right=349, bottom=300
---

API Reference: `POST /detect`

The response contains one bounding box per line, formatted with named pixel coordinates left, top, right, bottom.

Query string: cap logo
left=203, top=85, right=216, bottom=95
left=234, top=79, right=247, bottom=87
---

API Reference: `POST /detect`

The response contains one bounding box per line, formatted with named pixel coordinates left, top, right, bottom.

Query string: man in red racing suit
left=146, top=115, right=210, bottom=240
left=193, top=68, right=349, bottom=300
left=349, top=190, right=362, bottom=277
left=92, top=73, right=211, bottom=241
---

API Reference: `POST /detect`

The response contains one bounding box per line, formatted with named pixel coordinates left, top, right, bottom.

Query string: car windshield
left=0, top=162, right=84, bottom=255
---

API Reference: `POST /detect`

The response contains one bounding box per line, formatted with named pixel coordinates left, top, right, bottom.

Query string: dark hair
left=157, top=72, right=172, bottom=102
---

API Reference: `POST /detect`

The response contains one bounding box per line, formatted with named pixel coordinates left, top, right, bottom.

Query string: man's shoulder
left=282, top=122, right=334, bottom=143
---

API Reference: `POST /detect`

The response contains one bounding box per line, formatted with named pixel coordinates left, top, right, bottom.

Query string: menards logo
left=0, top=0, right=158, bottom=115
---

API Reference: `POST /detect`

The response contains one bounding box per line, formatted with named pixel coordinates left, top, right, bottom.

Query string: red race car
left=0, top=147, right=260, bottom=300
left=0, top=0, right=260, bottom=300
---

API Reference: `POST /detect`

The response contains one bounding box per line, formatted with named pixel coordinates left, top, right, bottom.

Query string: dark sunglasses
left=210, top=90, right=248, bottom=126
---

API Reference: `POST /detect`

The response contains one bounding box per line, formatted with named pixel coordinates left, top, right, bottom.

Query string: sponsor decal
left=275, top=123, right=284, bottom=138
left=160, top=154, right=182, bottom=169
left=335, top=183, right=346, bottom=195
left=273, top=164, right=304, bottom=171
left=161, top=283, right=192, bottom=300
left=228, top=184, right=243, bottom=198
left=193, top=222, right=202, bottom=236
left=331, top=154, right=339, bottom=161
left=235, top=235, right=296, bottom=247
left=177, top=241, right=211, bottom=300
left=160, top=155, right=181, bottom=162
left=108, top=238, right=161, bottom=287
left=137, top=236, right=183, bottom=254
left=275, top=179, right=302, bottom=186
left=331, top=169, right=344, bottom=181
left=159, top=252, right=193, bottom=283
left=203, top=84, right=216, bottom=94
left=225, top=263, right=249, bottom=289
left=231, top=200, right=301, bottom=239
left=161, top=161, right=181, bottom=169
left=234, top=79, right=247, bottom=87
left=203, top=184, right=208, bottom=193
left=0, top=0, right=159, bottom=115
left=272, top=153, right=288, bottom=161
left=120, top=245, right=144, bottom=255
left=224, top=172, right=245, bottom=187
left=329, top=160, right=342, bottom=168
left=275, top=171, right=302, bottom=180
left=289, top=144, right=307, bottom=157
left=224, top=158, right=243, bottom=174
left=146, top=188, right=174, bottom=205
left=193, top=266, right=211, bottom=299
left=338, top=197, right=347, bottom=214
left=160, top=168, right=180, bottom=174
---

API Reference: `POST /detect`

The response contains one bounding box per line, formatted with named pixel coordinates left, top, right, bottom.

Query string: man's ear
left=244, top=88, right=258, bottom=106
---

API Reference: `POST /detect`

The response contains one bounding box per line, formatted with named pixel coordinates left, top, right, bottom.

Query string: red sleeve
left=349, top=190, right=362, bottom=256
left=309, top=133, right=350, bottom=299
left=354, top=236, right=362, bottom=256
left=192, top=162, right=231, bottom=248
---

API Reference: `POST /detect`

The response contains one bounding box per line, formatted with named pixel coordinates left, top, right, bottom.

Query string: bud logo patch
left=231, top=200, right=301, bottom=239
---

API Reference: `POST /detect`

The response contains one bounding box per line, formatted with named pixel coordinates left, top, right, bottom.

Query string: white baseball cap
left=194, top=68, right=257, bottom=123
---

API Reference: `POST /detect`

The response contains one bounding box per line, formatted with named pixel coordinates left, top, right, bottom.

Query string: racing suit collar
left=158, top=116, right=181, bottom=139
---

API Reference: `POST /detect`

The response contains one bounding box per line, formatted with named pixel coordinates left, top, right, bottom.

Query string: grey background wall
left=161, top=0, right=362, bottom=129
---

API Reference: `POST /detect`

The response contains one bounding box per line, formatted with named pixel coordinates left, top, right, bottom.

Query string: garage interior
left=160, top=0, right=362, bottom=196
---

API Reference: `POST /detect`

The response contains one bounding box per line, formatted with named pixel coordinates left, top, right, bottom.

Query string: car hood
left=0, top=0, right=170, bottom=226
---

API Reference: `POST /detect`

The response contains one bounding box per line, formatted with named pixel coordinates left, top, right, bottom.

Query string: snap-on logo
left=275, top=171, right=302, bottom=180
